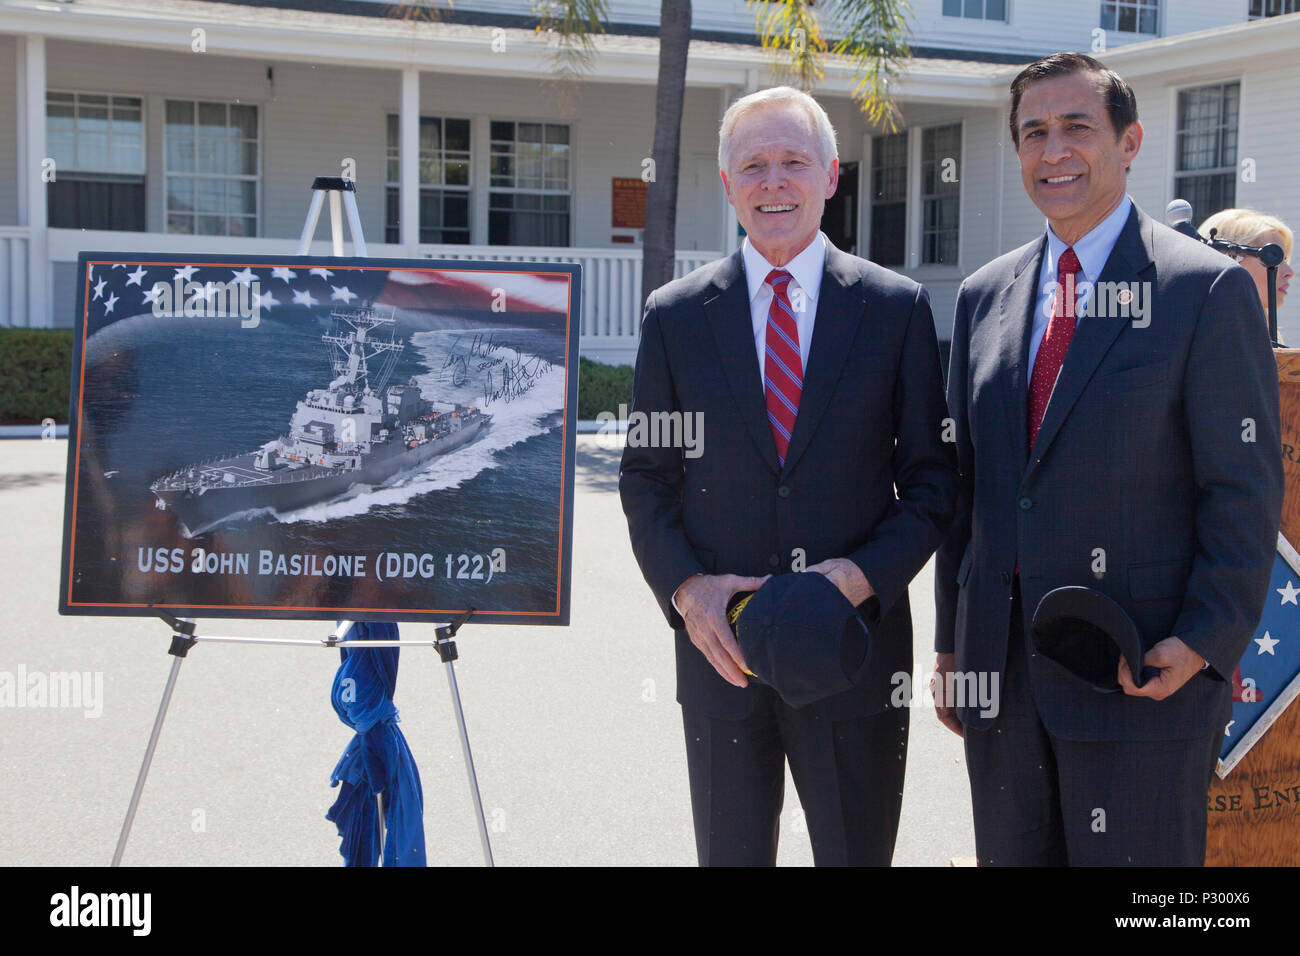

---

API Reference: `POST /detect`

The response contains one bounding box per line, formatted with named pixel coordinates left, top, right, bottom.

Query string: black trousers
left=681, top=687, right=909, bottom=866
left=963, top=584, right=1224, bottom=866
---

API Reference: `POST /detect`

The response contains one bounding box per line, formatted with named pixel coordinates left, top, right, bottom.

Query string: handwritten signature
left=441, top=332, right=551, bottom=403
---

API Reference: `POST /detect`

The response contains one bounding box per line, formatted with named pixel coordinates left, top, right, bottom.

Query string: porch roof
left=5, top=0, right=1298, bottom=103
left=2, top=0, right=1013, bottom=103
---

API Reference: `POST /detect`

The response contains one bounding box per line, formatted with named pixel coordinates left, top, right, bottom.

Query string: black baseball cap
left=727, top=572, right=872, bottom=709
left=1030, top=586, right=1150, bottom=693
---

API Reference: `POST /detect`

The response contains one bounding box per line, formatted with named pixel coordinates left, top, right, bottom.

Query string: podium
left=1205, top=349, right=1300, bottom=865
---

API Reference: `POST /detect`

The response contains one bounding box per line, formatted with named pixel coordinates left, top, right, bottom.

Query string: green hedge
left=578, top=356, right=634, bottom=420
left=0, top=337, right=629, bottom=425
left=0, top=329, right=74, bottom=425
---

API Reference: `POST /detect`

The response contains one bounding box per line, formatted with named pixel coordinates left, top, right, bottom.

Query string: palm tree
left=641, top=0, right=693, bottom=304
left=641, top=1, right=910, bottom=301
left=392, top=2, right=911, bottom=308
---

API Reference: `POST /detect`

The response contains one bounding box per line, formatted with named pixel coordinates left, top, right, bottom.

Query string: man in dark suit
left=934, top=53, right=1283, bottom=865
left=620, top=87, right=957, bottom=866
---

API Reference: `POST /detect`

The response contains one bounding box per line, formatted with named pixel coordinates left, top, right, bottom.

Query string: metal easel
left=111, top=177, right=494, bottom=867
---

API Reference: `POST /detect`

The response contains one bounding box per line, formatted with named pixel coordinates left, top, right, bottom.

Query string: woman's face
left=1237, top=229, right=1293, bottom=312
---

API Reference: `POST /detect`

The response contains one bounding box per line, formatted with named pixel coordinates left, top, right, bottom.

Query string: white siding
left=1164, top=0, right=1251, bottom=36
left=20, top=9, right=1298, bottom=340
left=0, top=35, right=18, bottom=225
left=1232, top=62, right=1300, bottom=342
left=880, top=0, right=1250, bottom=55
left=46, top=40, right=396, bottom=241
left=411, top=0, right=1253, bottom=49
left=356, top=0, right=763, bottom=36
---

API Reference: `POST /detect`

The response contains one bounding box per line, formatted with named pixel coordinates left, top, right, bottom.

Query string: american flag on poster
left=1218, top=533, right=1300, bottom=776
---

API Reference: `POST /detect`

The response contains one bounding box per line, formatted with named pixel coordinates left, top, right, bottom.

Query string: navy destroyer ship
left=151, top=305, right=490, bottom=535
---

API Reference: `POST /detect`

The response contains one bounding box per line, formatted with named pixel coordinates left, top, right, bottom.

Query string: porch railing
left=33, top=229, right=720, bottom=362
left=0, top=227, right=30, bottom=328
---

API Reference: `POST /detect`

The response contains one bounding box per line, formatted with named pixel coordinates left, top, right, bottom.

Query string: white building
left=2, top=0, right=1298, bottom=362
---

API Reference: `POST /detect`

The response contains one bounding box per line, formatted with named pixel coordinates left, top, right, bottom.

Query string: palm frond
left=749, top=0, right=828, bottom=91
left=533, top=0, right=611, bottom=80
left=386, top=0, right=452, bottom=24
left=827, top=0, right=911, bottom=131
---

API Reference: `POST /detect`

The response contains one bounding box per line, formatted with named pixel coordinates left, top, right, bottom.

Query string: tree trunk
left=641, top=0, right=692, bottom=310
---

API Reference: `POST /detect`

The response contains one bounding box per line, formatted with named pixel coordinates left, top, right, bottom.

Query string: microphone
left=1168, top=199, right=1285, bottom=346
left=1165, top=199, right=1204, bottom=243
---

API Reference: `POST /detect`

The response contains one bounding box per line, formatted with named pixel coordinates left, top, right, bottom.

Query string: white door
left=675, top=153, right=723, bottom=252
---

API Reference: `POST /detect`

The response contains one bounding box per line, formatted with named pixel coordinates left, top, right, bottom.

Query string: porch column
left=400, top=66, right=420, bottom=254
left=17, top=35, right=48, bottom=328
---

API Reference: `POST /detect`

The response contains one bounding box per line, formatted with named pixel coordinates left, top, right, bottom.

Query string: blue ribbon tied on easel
left=326, top=621, right=427, bottom=866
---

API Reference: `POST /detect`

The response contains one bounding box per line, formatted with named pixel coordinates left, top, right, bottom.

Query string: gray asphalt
left=0, top=435, right=974, bottom=866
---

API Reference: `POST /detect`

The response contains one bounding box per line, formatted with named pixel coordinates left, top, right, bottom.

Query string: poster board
left=58, top=253, right=580, bottom=625
left=1205, top=348, right=1300, bottom=864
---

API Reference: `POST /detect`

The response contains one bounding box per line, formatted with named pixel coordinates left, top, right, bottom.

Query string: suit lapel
left=1026, top=205, right=1155, bottom=475
left=999, top=237, right=1044, bottom=473
left=704, top=250, right=782, bottom=476
left=780, top=244, right=865, bottom=478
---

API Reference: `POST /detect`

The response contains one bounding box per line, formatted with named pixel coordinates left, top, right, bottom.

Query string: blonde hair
left=1198, top=208, right=1293, bottom=261
left=718, top=86, right=838, bottom=172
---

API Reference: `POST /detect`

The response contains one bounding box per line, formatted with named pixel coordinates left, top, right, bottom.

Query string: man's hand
left=674, top=573, right=771, bottom=688
left=1117, top=637, right=1205, bottom=700
left=931, top=652, right=964, bottom=737
left=807, top=557, right=875, bottom=607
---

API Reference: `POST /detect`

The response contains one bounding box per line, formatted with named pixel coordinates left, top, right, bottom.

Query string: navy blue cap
left=728, top=572, right=872, bottom=709
left=1030, top=586, right=1151, bottom=693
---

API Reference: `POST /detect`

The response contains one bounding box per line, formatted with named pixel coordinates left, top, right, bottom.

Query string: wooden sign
left=611, top=177, right=647, bottom=230
left=1205, top=348, right=1300, bottom=865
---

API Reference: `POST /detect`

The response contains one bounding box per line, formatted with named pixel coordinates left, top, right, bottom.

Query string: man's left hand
left=1117, top=636, right=1205, bottom=700
left=807, top=557, right=875, bottom=607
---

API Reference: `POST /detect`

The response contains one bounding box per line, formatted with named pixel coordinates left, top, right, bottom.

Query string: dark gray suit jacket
left=621, top=242, right=958, bottom=720
left=935, top=203, right=1283, bottom=741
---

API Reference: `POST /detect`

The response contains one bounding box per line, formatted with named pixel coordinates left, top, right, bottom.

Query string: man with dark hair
left=1007, top=52, right=1137, bottom=150
left=934, top=53, right=1282, bottom=865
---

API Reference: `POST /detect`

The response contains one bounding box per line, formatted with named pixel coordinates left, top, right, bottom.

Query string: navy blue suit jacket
left=620, top=242, right=958, bottom=720
left=935, top=204, right=1283, bottom=741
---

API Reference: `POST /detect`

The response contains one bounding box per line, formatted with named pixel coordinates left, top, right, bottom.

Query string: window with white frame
left=941, top=0, right=1007, bottom=20
left=921, top=124, right=961, bottom=266
left=869, top=132, right=907, bottom=267
left=385, top=114, right=471, bottom=244
left=46, top=91, right=145, bottom=231
left=488, top=120, right=571, bottom=246
left=1100, top=0, right=1159, bottom=34
left=1174, top=82, right=1240, bottom=219
left=1249, top=0, right=1300, bottom=17
left=164, top=100, right=259, bottom=237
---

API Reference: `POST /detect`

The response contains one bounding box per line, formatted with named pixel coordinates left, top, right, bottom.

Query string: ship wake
left=272, top=329, right=565, bottom=524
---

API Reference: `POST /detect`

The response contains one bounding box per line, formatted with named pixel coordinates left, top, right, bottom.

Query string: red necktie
left=764, top=269, right=803, bottom=466
left=1027, top=246, right=1082, bottom=449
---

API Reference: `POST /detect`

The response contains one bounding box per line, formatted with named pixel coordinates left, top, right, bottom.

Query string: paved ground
left=0, top=435, right=974, bottom=866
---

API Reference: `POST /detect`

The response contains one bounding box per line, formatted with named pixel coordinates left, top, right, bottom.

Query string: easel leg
left=442, top=656, right=495, bottom=867
left=434, top=615, right=494, bottom=867
left=112, top=647, right=190, bottom=866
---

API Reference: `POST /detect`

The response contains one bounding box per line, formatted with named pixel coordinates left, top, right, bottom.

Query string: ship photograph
left=150, top=304, right=492, bottom=537
left=59, top=254, right=580, bottom=624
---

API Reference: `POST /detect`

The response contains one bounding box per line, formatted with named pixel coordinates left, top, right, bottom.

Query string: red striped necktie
left=764, top=268, right=803, bottom=466
left=1028, top=245, right=1082, bottom=449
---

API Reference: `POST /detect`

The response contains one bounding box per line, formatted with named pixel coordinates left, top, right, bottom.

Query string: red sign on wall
left=611, top=177, right=648, bottom=229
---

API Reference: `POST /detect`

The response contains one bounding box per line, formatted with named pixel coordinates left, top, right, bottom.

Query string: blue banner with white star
left=59, top=251, right=580, bottom=625
left=1219, top=540, right=1300, bottom=772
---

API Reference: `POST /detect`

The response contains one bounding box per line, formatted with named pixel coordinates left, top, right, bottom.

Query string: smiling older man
left=619, top=87, right=957, bottom=866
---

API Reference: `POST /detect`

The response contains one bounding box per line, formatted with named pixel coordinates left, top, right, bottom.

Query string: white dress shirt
left=1028, top=194, right=1133, bottom=384
left=671, top=232, right=827, bottom=617
left=743, top=231, right=826, bottom=382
